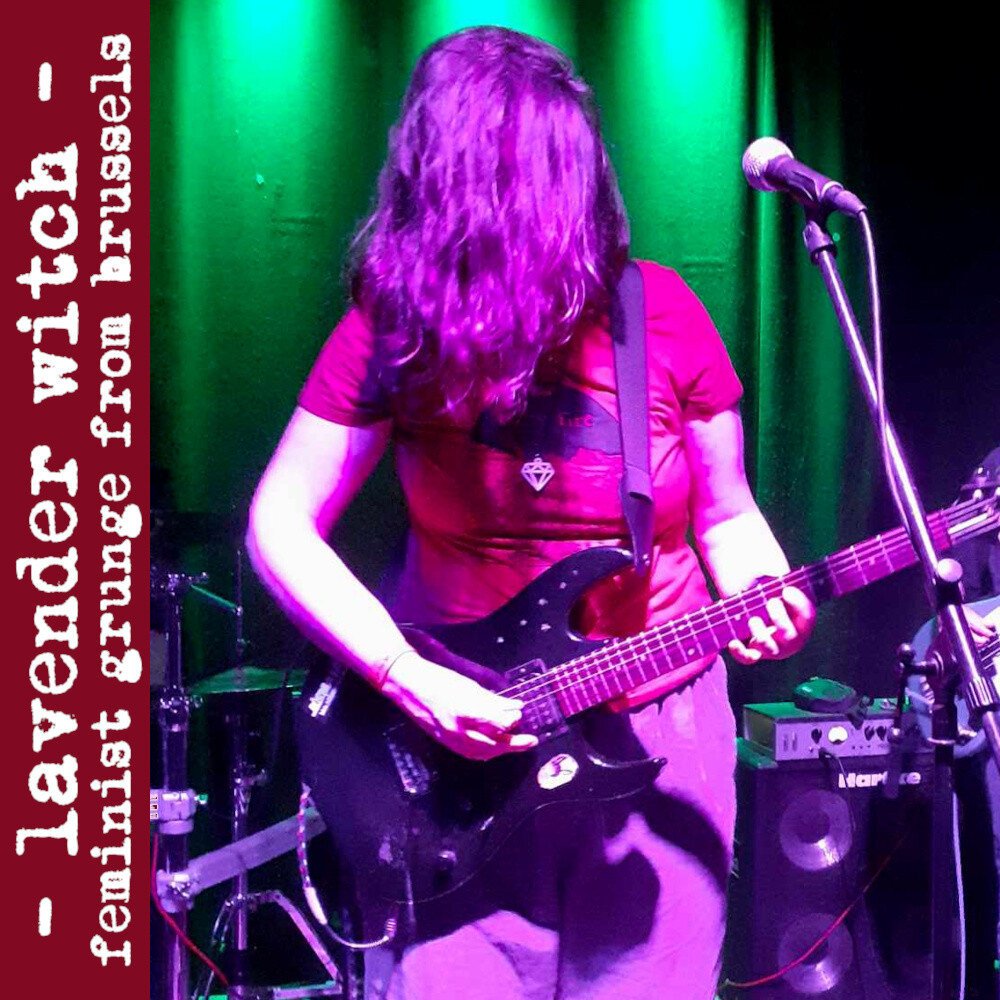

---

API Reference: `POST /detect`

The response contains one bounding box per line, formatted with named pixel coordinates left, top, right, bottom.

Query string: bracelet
left=373, top=647, right=419, bottom=691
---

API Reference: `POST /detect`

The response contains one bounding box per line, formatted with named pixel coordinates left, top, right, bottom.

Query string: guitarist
left=247, top=27, right=815, bottom=1000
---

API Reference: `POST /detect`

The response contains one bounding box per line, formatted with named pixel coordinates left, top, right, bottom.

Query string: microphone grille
left=742, top=137, right=794, bottom=192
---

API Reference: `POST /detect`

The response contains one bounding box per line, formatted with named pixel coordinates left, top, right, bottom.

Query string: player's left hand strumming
left=727, top=585, right=816, bottom=664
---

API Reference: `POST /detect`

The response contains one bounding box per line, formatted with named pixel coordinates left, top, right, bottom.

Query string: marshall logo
left=837, top=769, right=923, bottom=789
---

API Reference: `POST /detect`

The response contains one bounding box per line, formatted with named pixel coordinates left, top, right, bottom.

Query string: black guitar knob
left=436, top=847, right=458, bottom=873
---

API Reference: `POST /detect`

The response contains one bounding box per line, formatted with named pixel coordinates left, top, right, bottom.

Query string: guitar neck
left=551, top=497, right=999, bottom=716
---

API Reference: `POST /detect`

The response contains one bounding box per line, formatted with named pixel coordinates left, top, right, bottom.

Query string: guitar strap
left=610, top=260, right=653, bottom=575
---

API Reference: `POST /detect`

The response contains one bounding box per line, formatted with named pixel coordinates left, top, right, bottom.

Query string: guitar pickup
left=506, top=659, right=566, bottom=739
left=387, top=729, right=433, bottom=797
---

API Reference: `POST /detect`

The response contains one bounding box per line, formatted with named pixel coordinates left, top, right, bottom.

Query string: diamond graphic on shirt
left=520, top=455, right=555, bottom=492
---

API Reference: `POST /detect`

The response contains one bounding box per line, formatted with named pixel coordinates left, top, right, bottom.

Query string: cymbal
left=151, top=509, right=244, bottom=549
left=191, top=666, right=306, bottom=698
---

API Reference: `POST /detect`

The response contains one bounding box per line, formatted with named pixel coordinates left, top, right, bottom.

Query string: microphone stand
left=799, top=208, right=1000, bottom=1000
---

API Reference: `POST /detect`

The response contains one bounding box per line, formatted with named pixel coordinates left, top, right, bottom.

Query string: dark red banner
left=2, top=3, right=150, bottom=995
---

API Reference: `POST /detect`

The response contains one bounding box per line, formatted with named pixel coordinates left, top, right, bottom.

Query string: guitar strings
left=499, top=527, right=901, bottom=704
left=502, top=510, right=995, bottom=712
left=501, top=497, right=995, bottom=705
left=501, top=508, right=992, bottom=711
left=490, top=499, right=997, bottom=712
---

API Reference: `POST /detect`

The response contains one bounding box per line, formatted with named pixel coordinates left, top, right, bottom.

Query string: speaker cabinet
left=724, top=738, right=945, bottom=998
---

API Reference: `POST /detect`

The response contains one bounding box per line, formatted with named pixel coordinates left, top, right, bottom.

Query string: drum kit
left=150, top=510, right=346, bottom=1000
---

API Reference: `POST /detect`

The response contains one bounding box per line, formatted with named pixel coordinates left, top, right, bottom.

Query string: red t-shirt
left=299, top=260, right=743, bottom=704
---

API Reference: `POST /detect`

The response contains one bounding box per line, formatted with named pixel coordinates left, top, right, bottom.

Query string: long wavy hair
left=350, top=26, right=630, bottom=419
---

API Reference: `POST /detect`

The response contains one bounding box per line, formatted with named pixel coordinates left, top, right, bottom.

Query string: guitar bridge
left=386, top=729, right=434, bottom=798
left=506, top=659, right=567, bottom=739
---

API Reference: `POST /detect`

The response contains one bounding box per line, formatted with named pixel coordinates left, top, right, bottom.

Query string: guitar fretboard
left=542, top=497, right=998, bottom=715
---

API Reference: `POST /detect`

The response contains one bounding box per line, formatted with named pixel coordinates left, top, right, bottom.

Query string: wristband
left=373, top=647, right=419, bottom=690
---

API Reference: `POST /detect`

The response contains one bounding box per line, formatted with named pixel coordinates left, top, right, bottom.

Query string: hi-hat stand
left=156, top=806, right=341, bottom=1000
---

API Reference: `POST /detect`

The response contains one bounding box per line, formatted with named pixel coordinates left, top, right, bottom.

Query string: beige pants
left=367, top=658, right=737, bottom=1000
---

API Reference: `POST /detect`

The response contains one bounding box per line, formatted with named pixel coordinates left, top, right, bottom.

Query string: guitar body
left=296, top=546, right=665, bottom=907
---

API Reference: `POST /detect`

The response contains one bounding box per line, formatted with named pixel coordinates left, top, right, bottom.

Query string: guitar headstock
left=958, top=463, right=1000, bottom=503
left=950, top=465, right=1000, bottom=547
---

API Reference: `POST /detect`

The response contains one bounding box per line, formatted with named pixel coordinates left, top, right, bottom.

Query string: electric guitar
left=296, top=490, right=1000, bottom=910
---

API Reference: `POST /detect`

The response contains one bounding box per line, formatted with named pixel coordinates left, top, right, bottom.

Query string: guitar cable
left=295, top=784, right=400, bottom=950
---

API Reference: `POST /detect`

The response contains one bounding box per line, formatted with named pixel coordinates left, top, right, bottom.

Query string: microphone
left=742, top=137, right=866, bottom=217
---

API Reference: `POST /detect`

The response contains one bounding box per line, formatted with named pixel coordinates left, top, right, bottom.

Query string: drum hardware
left=151, top=555, right=248, bottom=998
left=152, top=566, right=213, bottom=1000
left=152, top=806, right=340, bottom=999
left=195, top=892, right=341, bottom=1000
left=151, top=789, right=204, bottom=843
left=207, top=564, right=299, bottom=997
left=199, top=701, right=347, bottom=998
left=156, top=809, right=326, bottom=900
left=151, top=513, right=345, bottom=999
left=220, top=686, right=269, bottom=993
left=156, top=808, right=327, bottom=898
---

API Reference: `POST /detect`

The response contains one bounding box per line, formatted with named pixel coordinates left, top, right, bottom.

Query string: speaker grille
left=779, top=790, right=853, bottom=872
left=725, top=739, right=940, bottom=999
left=776, top=913, right=854, bottom=995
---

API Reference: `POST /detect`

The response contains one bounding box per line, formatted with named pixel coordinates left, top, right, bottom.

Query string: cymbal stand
left=222, top=695, right=266, bottom=994
left=182, top=579, right=255, bottom=998
left=153, top=568, right=209, bottom=1000
left=235, top=542, right=247, bottom=666
left=227, top=536, right=254, bottom=982
left=193, top=552, right=258, bottom=995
